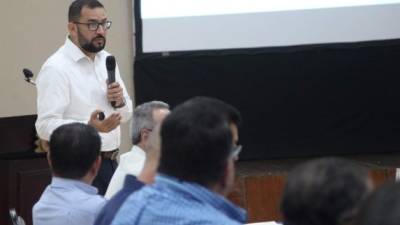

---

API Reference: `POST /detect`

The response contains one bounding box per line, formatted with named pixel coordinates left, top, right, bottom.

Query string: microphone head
left=106, top=55, right=116, bottom=71
left=23, top=68, right=34, bottom=78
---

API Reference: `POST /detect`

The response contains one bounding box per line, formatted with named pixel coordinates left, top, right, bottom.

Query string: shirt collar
left=155, top=174, right=247, bottom=223
left=131, top=145, right=146, bottom=156
left=51, top=177, right=99, bottom=195
left=123, top=174, right=142, bottom=187
left=63, top=36, right=106, bottom=62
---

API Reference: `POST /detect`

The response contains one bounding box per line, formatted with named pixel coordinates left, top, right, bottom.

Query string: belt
left=100, top=149, right=119, bottom=160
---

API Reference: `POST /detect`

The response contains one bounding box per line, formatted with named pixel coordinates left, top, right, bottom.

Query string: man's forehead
left=80, top=6, right=107, bottom=21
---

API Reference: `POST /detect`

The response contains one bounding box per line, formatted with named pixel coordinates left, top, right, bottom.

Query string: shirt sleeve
left=114, top=64, right=133, bottom=123
left=35, top=66, right=86, bottom=140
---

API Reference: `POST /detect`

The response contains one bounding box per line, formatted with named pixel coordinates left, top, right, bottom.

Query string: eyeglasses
left=73, top=20, right=112, bottom=31
left=230, top=145, right=242, bottom=161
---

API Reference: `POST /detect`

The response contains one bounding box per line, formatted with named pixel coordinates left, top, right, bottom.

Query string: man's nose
left=96, top=25, right=106, bottom=35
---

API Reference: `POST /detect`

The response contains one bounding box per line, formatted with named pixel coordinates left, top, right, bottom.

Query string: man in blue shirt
left=112, top=97, right=247, bottom=225
left=95, top=101, right=169, bottom=225
left=32, top=123, right=106, bottom=225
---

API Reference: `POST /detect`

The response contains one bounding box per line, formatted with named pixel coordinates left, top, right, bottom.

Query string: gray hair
left=131, top=101, right=169, bottom=145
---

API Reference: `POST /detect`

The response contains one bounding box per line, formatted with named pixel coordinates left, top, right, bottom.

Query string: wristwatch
left=115, top=97, right=126, bottom=109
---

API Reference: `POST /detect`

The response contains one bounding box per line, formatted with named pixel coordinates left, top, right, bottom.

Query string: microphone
left=23, top=68, right=36, bottom=86
left=106, top=55, right=116, bottom=107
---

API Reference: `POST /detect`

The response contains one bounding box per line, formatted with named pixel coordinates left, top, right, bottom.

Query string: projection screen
left=140, top=0, right=400, bottom=53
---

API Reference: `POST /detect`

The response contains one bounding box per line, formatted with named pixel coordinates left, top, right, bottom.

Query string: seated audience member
left=95, top=114, right=166, bottom=225
left=280, top=157, right=371, bottom=225
left=355, top=182, right=400, bottom=225
left=111, top=97, right=246, bottom=225
left=105, top=101, right=170, bottom=199
left=32, top=123, right=106, bottom=225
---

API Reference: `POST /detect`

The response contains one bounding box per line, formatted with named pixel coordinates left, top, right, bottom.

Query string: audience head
left=356, top=182, right=400, bottom=225
left=190, top=96, right=242, bottom=147
left=281, top=157, right=371, bottom=225
left=158, top=96, right=239, bottom=195
left=134, top=101, right=170, bottom=184
left=48, top=123, right=101, bottom=181
left=130, top=101, right=170, bottom=148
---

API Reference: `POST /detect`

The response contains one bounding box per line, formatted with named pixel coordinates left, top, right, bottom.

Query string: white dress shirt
left=35, top=37, right=132, bottom=151
left=105, top=145, right=146, bottom=199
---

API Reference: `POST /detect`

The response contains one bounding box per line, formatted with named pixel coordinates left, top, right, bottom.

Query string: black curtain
left=134, top=39, right=400, bottom=160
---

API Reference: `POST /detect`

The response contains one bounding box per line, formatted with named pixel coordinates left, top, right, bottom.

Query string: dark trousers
left=93, top=158, right=118, bottom=196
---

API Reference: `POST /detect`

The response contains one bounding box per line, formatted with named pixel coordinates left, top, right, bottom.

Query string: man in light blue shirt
left=32, top=123, right=106, bottom=225
left=112, top=97, right=246, bottom=225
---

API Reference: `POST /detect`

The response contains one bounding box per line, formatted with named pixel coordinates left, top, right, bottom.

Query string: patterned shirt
left=111, top=174, right=247, bottom=225
left=95, top=175, right=145, bottom=225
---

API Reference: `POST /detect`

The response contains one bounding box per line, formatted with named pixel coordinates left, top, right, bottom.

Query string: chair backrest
left=9, top=208, right=26, bottom=225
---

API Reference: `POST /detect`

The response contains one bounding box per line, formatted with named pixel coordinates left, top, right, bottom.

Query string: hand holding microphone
left=106, top=55, right=125, bottom=108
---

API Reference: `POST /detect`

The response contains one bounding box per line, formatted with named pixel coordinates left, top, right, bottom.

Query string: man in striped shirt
left=111, top=97, right=246, bottom=225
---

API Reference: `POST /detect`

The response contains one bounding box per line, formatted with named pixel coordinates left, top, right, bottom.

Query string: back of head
left=356, top=182, right=400, bottom=225
left=49, top=123, right=101, bottom=179
left=281, top=157, right=370, bottom=225
left=158, top=97, right=233, bottom=187
left=68, top=0, right=104, bottom=22
left=131, top=101, right=170, bottom=145
left=190, top=96, right=241, bottom=127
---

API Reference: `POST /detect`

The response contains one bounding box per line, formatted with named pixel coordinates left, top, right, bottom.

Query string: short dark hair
left=190, top=96, right=241, bottom=126
left=281, top=157, right=370, bottom=225
left=356, top=182, right=400, bottom=225
left=49, top=123, right=101, bottom=179
left=68, top=0, right=104, bottom=22
left=158, top=97, right=233, bottom=187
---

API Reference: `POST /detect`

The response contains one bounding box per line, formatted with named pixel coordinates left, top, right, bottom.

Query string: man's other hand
left=88, top=110, right=121, bottom=133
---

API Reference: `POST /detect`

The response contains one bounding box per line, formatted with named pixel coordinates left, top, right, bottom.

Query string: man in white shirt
left=105, top=101, right=170, bottom=199
left=35, top=0, right=132, bottom=195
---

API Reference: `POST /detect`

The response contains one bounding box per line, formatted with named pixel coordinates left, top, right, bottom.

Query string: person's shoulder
left=69, top=194, right=106, bottom=217
left=124, top=175, right=145, bottom=190
left=43, top=44, right=70, bottom=67
left=69, top=185, right=106, bottom=209
left=38, top=48, right=73, bottom=80
left=86, top=193, right=107, bottom=206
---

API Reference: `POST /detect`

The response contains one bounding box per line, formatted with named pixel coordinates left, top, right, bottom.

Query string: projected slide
left=140, top=0, right=400, bottom=52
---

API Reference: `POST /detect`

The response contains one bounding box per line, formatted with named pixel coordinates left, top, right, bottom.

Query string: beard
left=77, top=28, right=106, bottom=53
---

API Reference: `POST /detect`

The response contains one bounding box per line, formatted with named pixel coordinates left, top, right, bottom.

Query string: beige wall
left=0, top=0, right=135, bottom=152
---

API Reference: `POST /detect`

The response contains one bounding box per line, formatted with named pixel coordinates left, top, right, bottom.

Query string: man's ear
left=213, top=162, right=230, bottom=196
left=67, top=22, right=76, bottom=36
left=46, top=150, right=52, bottom=168
left=221, top=162, right=230, bottom=188
left=141, top=129, right=150, bottom=144
left=90, top=156, right=102, bottom=177
left=220, top=160, right=236, bottom=196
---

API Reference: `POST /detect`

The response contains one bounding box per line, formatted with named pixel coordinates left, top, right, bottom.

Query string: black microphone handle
left=106, top=55, right=117, bottom=108
left=107, top=70, right=116, bottom=107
